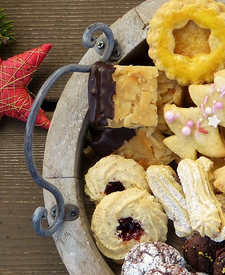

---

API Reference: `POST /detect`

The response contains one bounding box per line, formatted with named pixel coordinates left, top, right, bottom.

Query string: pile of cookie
left=84, top=0, right=225, bottom=274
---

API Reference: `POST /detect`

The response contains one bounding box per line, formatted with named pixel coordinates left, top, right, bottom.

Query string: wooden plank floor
left=0, top=0, right=143, bottom=274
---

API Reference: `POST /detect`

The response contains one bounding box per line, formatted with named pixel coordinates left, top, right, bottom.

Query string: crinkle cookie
left=121, top=242, right=186, bottom=275
left=145, top=263, right=192, bottom=275
left=88, top=61, right=159, bottom=129
left=147, top=0, right=225, bottom=85
left=91, top=188, right=168, bottom=262
left=84, top=155, right=149, bottom=203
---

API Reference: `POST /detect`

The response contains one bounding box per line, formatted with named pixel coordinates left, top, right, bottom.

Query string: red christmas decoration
left=0, top=43, right=52, bottom=129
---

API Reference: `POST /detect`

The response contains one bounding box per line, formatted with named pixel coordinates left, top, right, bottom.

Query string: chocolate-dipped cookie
left=183, top=234, right=225, bottom=274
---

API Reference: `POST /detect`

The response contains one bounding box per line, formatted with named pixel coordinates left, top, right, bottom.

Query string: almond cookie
left=114, top=127, right=175, bottom=170
left=147, top=0, right=225, bottom=85
left=121, top=242, right=186, bottom=275
left=146, top=164, right=193, bottom=238
left=91, top=188, right=168, bottom=262
left=85, top=154, right=149, bottom=204
left=88, top=61, right=159, bottom=129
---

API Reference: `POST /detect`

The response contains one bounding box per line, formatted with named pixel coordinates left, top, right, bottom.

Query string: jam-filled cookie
left=147, top=0, right=225, bottom=85
left=84, top=154, right=150, bottom=203
left=91, top=188, right=168, bottom=262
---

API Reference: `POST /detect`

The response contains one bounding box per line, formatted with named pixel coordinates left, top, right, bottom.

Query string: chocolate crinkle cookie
left=183, top=234, right=225, bottom=274
left=145, top=263, right=192, bottom=274
left=121, top=242, right=186, bottom=275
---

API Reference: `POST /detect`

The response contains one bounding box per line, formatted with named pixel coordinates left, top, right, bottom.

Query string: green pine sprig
left=0, top=9, right=16, bottom=46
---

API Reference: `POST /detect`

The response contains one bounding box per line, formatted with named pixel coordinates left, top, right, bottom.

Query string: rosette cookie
left=146, top=165, right=193, bottom=238
left=85, top=155, right=149, bottom=203
left=121, top=242, right=186, bottom=275
left=91, top=188, right=168, bottom=262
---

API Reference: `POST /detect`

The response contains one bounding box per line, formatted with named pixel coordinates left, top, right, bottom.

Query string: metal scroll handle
left=24, top=22, right=121, bottom=237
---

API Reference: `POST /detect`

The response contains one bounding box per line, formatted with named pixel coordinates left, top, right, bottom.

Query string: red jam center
left=104, top=181, right=125, bottom=195
left=116, top=217, right=144, bottom=241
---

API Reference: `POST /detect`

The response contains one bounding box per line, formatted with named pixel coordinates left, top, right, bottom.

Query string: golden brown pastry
left=147, top=0, right=225, bottom=85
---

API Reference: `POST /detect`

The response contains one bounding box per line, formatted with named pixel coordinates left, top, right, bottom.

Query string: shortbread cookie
left=147, top=0, right=225, bottom=85
left=88, top=61, right=159, bottom=129
left=177, top=157, right=225, bottom=241
left=157, top=71, right=184, bottom=134
left=183, top=234, right=225, bottom=274
left=114, top=127, right=175, bottom=170
left=213, top=166, right=225, bottom=193
left=146, top=165, right=193, bottom=238
left=163, top=69, right=225, bottom=159
left=85, top=155, right=149, bottom=204
left=91, top=188, right=168, bottom=261
left=121, top=242, right=186, bottom=275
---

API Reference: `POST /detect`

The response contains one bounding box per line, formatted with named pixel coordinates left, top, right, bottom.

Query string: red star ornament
left=0, top=43, right=52, bottom=129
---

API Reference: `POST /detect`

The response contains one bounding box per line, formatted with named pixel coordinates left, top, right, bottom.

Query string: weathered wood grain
left=42, top=1, right=167, bottom=274
left=0, top=0, right=146, bottom=274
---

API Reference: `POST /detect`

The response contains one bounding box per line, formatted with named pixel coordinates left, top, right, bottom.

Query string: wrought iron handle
left=24, top=22, right=121, bottom=237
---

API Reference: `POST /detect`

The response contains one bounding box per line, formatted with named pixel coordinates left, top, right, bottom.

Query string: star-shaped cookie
left=0, top=44, right=52, bottom=128
left=163, top=70, right=225, bottom=159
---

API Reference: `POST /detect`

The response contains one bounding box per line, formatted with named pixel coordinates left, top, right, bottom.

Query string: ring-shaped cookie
left=147, top=0, right=225, bottom=85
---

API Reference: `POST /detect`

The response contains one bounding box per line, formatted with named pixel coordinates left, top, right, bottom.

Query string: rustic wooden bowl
left=41, top=0, right=207, bottom=274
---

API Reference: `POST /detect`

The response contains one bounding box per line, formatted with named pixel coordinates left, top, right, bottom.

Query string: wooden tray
left=42, top=0, right=193, bottom=274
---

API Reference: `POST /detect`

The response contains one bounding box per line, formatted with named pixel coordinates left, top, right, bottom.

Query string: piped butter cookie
left=84, top=154, right=149, bottom=204
left=91, top=188, right=168, bottom=262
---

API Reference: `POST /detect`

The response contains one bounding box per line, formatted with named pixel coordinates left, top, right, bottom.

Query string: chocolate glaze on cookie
left=88, top=61, right=116, bottom=129
left=214, top=247, right=225, bottom=275
left=183, top=234, right=225, bottom=274
left=90, top=127, right=136, bottom=157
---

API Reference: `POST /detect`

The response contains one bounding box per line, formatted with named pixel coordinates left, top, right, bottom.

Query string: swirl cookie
left=88, top=61, right=159, bottom=129
left=177, top=157, right=225, bottom=241
left=147, top=0, right=225, bottom=85
left=121, top=242, right=186, bottom=275
left=84, top=155, right=149, bottom=203
left=146, top=164, right=193, bottom=238
left=91, top=188, right=168, bottom=261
